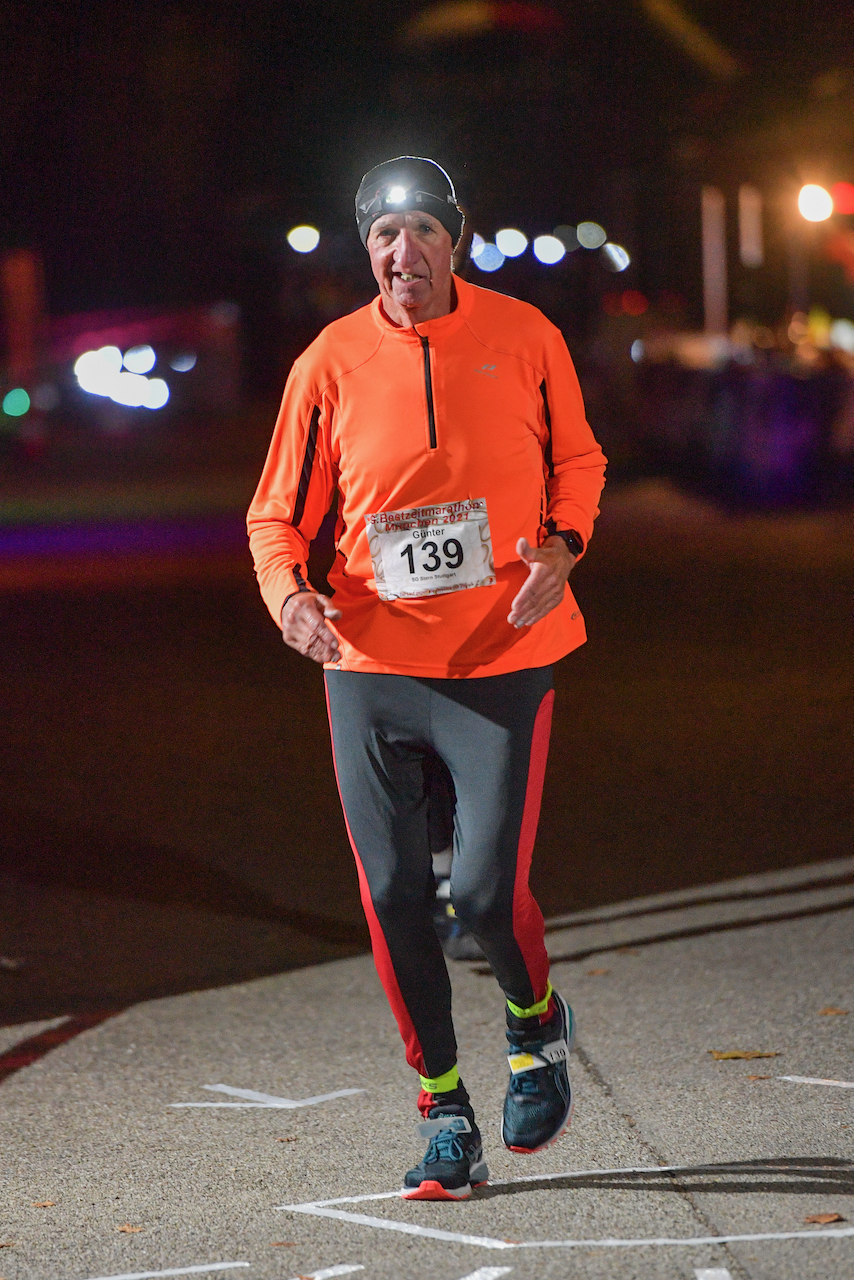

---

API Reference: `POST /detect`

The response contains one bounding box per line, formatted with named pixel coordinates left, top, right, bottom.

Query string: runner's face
left=367, top=211, right=454, bottom=325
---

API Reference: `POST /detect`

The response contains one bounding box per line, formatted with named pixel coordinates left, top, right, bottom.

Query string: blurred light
left=798, top=184, right=833, bottom=222
left=32, top=382, right=60, bottom=411
left=738, top=184, right=764, bottom=267
left=470, top=233, right=485, bottom=258
left=577, top=221, right=607, bottom=249
left=495, top=228, right=527, bottom=257
left=110, top=372, right=149, bottom=407
left=143, top=378, right=170, bottom=409
left=630, top=340, right=645, bottom=363
left=829, top=318, right=854, bottom=352
left=622, top=290, right=648, bottom=316
left=602, top=242, right=631, bottom=272
left=387, top=186, right=407, bottom=204
left=74, top=348, right=122, bottom=396
left=473, top=243, right=505, bottom=272
left=533, top=235, right=565, bottom=265
left=787, top=311, right=809, bottom=344
left=831, top=182, right=854, bottom=215
left=3, top=388, right=30, bottom=416
left=123, top=344, right=156, bottom=374
left=170, top=352, right=197, bottom=372
left=287, top=225, right=320, bottom=253
left=553, top=225, right=580, bottom=252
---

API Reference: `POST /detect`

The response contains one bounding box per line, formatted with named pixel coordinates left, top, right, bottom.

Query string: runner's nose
left=394, top=229, right=422, bottom=271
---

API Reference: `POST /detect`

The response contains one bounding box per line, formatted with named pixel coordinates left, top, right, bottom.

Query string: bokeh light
left=553, top=225, right=580, bottom=252
left=621, top=290, right=648, bottom=316
left=123, top=344, right=156, bottom=374
left=830, top=318, right=854, bottom=353
left=287, top=225, right=320, bottom=253
left=533, top=235, right=565, bottom=265
left=74, top=348, right=122, bottom=396
left=143, top=378, right=170, bottom=409
left=473, top=243, right=505, bottom=272
left=602, top=243, right=631, bottom=272
left=470, top=233, right=485, bottom=258
left=798, top=184, right=833, bottom=222
left=110, top=373, right=150, bottom=407
left=32, top=383, right=60, bottom=411
left=577, top=221, right=607, bottom=249
left=495, top=228, right=528, bottom=257
left=831, top=182, right=854, bottom=215
left=170, top=352, right=197, bottom=372
left=630, top=340, right=645, bottom=363
left=3, top=388, right=30, bottom=416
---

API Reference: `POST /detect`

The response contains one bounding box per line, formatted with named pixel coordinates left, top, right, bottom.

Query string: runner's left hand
left=507, top=536, right=575, bottom=628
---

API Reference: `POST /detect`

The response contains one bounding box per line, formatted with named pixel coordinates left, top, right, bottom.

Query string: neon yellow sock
left=507, top=980, right=553, bottom=1020
left=418, top=1064, right=460, bottom=1094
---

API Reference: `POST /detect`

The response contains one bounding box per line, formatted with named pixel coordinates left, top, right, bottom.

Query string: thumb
left=317, top=594, right=343, bottom=620
left=517, top=536, right=537, bottom=563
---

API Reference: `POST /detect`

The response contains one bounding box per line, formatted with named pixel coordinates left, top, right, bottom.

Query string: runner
left=247, top=156, right=607, bottom=1200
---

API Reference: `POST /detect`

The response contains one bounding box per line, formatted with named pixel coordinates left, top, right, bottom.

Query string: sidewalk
left=1, top=858, right=851, bottom=1280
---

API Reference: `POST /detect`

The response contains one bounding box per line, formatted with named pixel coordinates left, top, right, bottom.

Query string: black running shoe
left=402, top=1104, right=489, bottom=1200
left=501, top=990, right=575, bottom=1154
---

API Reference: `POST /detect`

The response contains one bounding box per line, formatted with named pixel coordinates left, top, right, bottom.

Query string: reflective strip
left=507, top=980, right=552, bottom=1021
left=419, top=1064, right=460, bottom=1093
left=507, top=1039, right=568, bottom=1074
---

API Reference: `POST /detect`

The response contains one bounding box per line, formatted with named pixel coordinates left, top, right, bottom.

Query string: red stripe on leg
left=512, top=687, right=553, bottom=1003
left=324, top=680, right=427, bottom=1078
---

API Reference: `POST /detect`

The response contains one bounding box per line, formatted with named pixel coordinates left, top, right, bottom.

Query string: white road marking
left=695, top=1270, right=732, bottom=1280
left=170, top=1083, right=365, bottom=1109
left=81, top=1264, right=250, bottom=1280
left=278, top=1195, right=854, bottom=1252
left=779, top=1075, right=854, bottom=1089
left=457, top=1269, right=514, bottom=1280
left=287, top=1268, right=364, bottom=1280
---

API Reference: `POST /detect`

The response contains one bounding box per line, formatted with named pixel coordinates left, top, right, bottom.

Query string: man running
left=248, top=156, right=607, bottom=1200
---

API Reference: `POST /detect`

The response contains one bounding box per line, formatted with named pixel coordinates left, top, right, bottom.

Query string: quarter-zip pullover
left=247, top=275, right=607, bottom=678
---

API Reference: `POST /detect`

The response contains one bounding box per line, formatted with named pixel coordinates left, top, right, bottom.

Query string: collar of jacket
left=371, top=273, right=475, bottom=341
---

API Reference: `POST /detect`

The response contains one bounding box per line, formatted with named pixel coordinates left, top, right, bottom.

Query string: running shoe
left=402, top=1104, right=489, bottom=1200
left=432, top=881, right=486, bottom=961
left=501, top=989, right=575, bottom=1153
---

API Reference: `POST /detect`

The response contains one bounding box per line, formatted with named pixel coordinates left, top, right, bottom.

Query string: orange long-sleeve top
left=247, top=274, right=607, bottom=678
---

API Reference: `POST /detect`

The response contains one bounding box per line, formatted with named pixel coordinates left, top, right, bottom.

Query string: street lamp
left=798, top=184, right=833, bottom=222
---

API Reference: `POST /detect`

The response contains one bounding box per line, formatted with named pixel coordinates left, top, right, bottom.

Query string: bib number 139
left=400, top=538, right=464, bottom=574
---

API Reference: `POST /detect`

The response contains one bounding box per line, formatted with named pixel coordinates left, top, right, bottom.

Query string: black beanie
left=355, top=156, right=464, bottom=247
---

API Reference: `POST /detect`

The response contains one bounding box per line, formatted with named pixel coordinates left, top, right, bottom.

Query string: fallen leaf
left=746, top=1075, right=770, bottom=1081
left=0, top=1243, right=14, bottom=1248
left=804, top=1213, right=846, bottom=1225
left=32, top=1201, right=55, bottom=1208
left=587, top=968, right=610, bottom=976
left=116, top=1224, right=143, bottom=1234
left=818, top=1007, right=849, bottom=1016
left=276, top=1136, right=299, bottom=1142
left=709, top=1050, right=780, bottom=1060
left=269, top=1241, right=296, bottom=1247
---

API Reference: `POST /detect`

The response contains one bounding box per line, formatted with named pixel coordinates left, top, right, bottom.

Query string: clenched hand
left=507, top=536, right=575, bottom=628
left=281, top=592, right=343, bottom=664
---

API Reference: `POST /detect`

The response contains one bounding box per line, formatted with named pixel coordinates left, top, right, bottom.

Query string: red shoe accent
left=401, top=1179, right=472, bottom=1201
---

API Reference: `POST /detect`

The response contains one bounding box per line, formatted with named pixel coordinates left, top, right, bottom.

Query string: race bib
left=365, top=499, right=496, bottom=602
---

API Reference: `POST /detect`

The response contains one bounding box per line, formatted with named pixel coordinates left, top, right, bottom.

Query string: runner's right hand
left=281, top=592, right=343, bottom=664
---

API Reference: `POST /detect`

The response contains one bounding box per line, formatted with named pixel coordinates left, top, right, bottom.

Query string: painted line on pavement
left=286, top=1267, right=364, bottom=1280
left=695, top=1270, right=732, bottom=1280
left=81, top=1264, right=250, bottom=1280
left=779, top=1075, right=854, bottom=1090
left=457, top=1269, right=514, bottom=1280
left=171, top=1084, right=365, bottom=1109
left=278, top=1194, right=854, bottom=1252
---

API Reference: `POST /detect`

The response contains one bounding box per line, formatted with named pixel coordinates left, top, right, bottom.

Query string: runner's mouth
left=393, top=272, right=427, bottom=284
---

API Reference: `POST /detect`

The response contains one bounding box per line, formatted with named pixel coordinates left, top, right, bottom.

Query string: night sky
left=1, top=0, right=851, bottom=316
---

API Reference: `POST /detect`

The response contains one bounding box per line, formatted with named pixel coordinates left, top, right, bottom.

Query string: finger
left=516, top=536, right=537, bottom=562
left=318, top=596, right=343, bottom=620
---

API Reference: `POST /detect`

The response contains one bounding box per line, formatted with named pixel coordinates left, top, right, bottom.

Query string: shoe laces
left=424, top=1125, right=466, bottom=1165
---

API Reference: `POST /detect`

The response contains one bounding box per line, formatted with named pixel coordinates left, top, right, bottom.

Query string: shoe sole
left=401, top=1178, right=488, bottom=1201
left=501, top=993, right=575, bottom=1154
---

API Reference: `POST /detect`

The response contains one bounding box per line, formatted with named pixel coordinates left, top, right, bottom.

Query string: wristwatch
left=548, top=528, right=584, bottom=557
